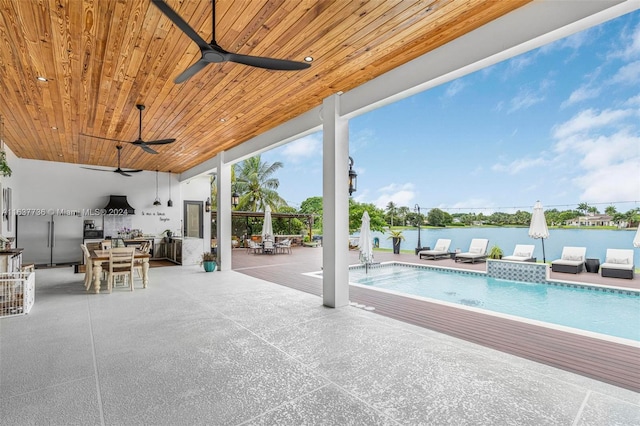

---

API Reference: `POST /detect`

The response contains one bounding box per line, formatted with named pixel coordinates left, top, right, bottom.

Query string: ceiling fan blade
left=175, top=59, right=210, bottom=84
left=80, top=133, right=128, bottom=143
left=137, top=144, right=159, bottom=155
left=140, top=138, right=176, bottom=145
left=152, top=0, right=211, bottom=51
left=228, top=53, right=311, bottom=71
left=81, top=166, right=113, bottom=172
left=116, top=170, right=132, bottom=177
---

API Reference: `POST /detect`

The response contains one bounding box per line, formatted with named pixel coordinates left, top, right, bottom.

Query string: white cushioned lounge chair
left=418, top=239, right=451, bottom=260
left=600, top=249, right=634, bottom=279
left=455, top=239, right=489, bottom=264
left=551, top=247, right=586, bottom=274
left=502, top=244, right=535, bottom=262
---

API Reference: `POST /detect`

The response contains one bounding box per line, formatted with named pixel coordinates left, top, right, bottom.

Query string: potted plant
left=387, top=230, right=405, bottom=254
left=488, top=244, right=503, bottom=259
left=162, top=229, right=173, bottom=243
left=0, top=150, right=11, bottom=177
left=200, top=252, right=217, bottom=272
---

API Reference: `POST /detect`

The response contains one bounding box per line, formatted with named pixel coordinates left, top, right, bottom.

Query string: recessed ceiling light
left=36, top=76, right=48, bottom=82
left=304, top=56, right=313, bottom=62
left=219, top=118, right=226, bottom=122
left=51, top=126, right=57, bottom=130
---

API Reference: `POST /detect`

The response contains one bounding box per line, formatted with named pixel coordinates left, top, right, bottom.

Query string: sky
left=261, top=9, right=640, bottom=215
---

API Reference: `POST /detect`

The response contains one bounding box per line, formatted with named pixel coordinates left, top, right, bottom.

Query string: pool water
left=350, top=265, right=640, bottom=341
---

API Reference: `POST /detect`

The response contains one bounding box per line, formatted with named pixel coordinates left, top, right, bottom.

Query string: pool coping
left=303, top=261, right=640, bottom=347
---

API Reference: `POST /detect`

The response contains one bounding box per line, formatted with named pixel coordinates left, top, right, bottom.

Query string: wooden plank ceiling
left=0, top=0, right=530, bottom=173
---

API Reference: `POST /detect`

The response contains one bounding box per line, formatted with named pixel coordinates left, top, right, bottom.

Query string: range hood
left=103, top=195, right=135, bottom=215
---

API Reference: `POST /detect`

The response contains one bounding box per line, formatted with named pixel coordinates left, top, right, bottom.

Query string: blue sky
left=262, top=10, right=640, bottom=214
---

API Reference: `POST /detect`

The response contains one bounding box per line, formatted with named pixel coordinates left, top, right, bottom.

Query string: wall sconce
left=231, top=190, right=239, bottom=208
left=205, top=197, right=211, bottom=212
left=348, top=156, right=357, bottom=196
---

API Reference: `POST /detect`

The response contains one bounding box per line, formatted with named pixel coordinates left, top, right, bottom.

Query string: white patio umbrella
left=261, top=205, right=273, bottom=241
left=358, top=211, right=374, bottom=271
left=529, top=200, right=550, bottom=263
left=633, top=225, right=640, bottom=248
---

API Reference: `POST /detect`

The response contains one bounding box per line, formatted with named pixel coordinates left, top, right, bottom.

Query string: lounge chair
left=502, top=244, right=535, bottom=262
left=455, top=239, right=489, bottom=263
left=418, top=239, right=451, bottom=260
left=600, top=249, right=634, bottom=279
left=551, top=247, right=586, bottom=274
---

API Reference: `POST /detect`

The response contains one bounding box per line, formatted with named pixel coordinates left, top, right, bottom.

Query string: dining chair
left=134, top=241, right=151, bottom=279
left=107, top=247, right=135, bottom=292
left=101, top=240, right=112, bottom=250
left=80, top=244, right=93, bottom=291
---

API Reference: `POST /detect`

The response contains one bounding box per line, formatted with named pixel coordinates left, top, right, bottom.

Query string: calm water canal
left=365, top=227, right=639, bottom=267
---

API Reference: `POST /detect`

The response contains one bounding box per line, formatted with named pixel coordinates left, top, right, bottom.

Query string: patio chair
left=246, top=239, right=261, bottom=254
left=418, top=239, right=451, bottom=260
left=502, top=244, right=535, bottom=262
left=455, top=239, right=489, bottom=263
left=277, top=239, right=292, bottom=254
left=551, top=247, right=586, bottom=274
left=600, top=249, right=634, bottom=279
left=263, top=239, right=275, bottom=254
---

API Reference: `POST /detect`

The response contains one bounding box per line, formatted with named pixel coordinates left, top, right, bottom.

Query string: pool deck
left=233, top=246, right=640, bottom=392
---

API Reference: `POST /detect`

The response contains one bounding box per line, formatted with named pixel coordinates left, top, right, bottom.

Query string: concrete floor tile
left=245, top=384, right=396, bottom=425
left=0, top=377, right=101, bottom=426
left=577, top=391, right=640, bottom=425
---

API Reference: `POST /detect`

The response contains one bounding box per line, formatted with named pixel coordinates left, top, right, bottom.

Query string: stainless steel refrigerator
left=16, top=214, right=83, bottom=266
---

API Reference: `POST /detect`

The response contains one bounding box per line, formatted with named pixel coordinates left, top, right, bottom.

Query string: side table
left=585, top=258, right=600, bottom=273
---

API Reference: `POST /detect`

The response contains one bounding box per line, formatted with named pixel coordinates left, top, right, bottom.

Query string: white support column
left=322, top=94, right=350, bottom=308
left=216, top=152, right=232, bottom=271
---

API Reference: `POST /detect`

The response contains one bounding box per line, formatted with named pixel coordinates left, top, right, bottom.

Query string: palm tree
left=397, top=206, right=410, bottom=225
left=386, top=201, right=397, bottom=227
left=234, top=155, right=287, bottom=211
left=577, top=202, right=589, bottom=215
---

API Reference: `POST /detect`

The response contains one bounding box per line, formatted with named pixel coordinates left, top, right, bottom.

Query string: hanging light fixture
left=167, top=171, right=173, bottom=207
left=348, top=156, right=357, bottom=196
left=205, top=197, right=211, bottom=212
left=153, top=170, right=161, bottom=206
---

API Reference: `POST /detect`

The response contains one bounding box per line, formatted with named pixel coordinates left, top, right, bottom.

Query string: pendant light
left=167, top=171, right=173, bottom=207
left=153, top=169, right=161, bottom=206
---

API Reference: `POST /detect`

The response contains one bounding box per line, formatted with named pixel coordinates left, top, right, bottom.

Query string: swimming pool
left=349, top=263, right=640, bottom=342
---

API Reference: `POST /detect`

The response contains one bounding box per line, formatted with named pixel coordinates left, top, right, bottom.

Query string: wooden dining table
left=89, top=249, right=150, bottom=294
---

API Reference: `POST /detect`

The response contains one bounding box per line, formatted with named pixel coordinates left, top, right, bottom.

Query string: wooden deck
left=232, top=246, right=640, bottom=392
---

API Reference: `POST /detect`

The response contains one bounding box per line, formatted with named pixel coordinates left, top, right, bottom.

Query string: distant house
left=566, top=214, right=619, bottom=227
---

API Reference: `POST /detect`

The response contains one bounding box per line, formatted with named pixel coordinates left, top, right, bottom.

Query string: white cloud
left=608, top=60, right=640, bottom=85
left=552, top=108, right=633, bottom=139
left=552, top=129, right=640, bottom=204
left=372, top=183, right=415, bottom=208
left=611, top=22, right=640, bottom=60
left=561, top=85, right=601, bottom=108
left=491, top=157, right=548, bottom=175
left=574, top=159, right=640, bottom=203
left=280, top=134, right=321, bottom=163
left=444, top=80, right=466, bottom=98
left=507, top=80, right=551, bottom=113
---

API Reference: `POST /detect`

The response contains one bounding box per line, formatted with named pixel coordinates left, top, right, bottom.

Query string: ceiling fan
left=81, top=104, right=175, bottom=154
left=152, top=0, right=311, bottom=84
left=81, top=145, right=143, bottom=177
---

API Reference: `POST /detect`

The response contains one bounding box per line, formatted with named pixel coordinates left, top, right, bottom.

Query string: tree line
left=211, top=155, right=639, bottom=236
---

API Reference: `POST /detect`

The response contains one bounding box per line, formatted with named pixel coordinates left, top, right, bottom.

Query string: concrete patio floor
left=1, top=259, right=639, bottom=425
